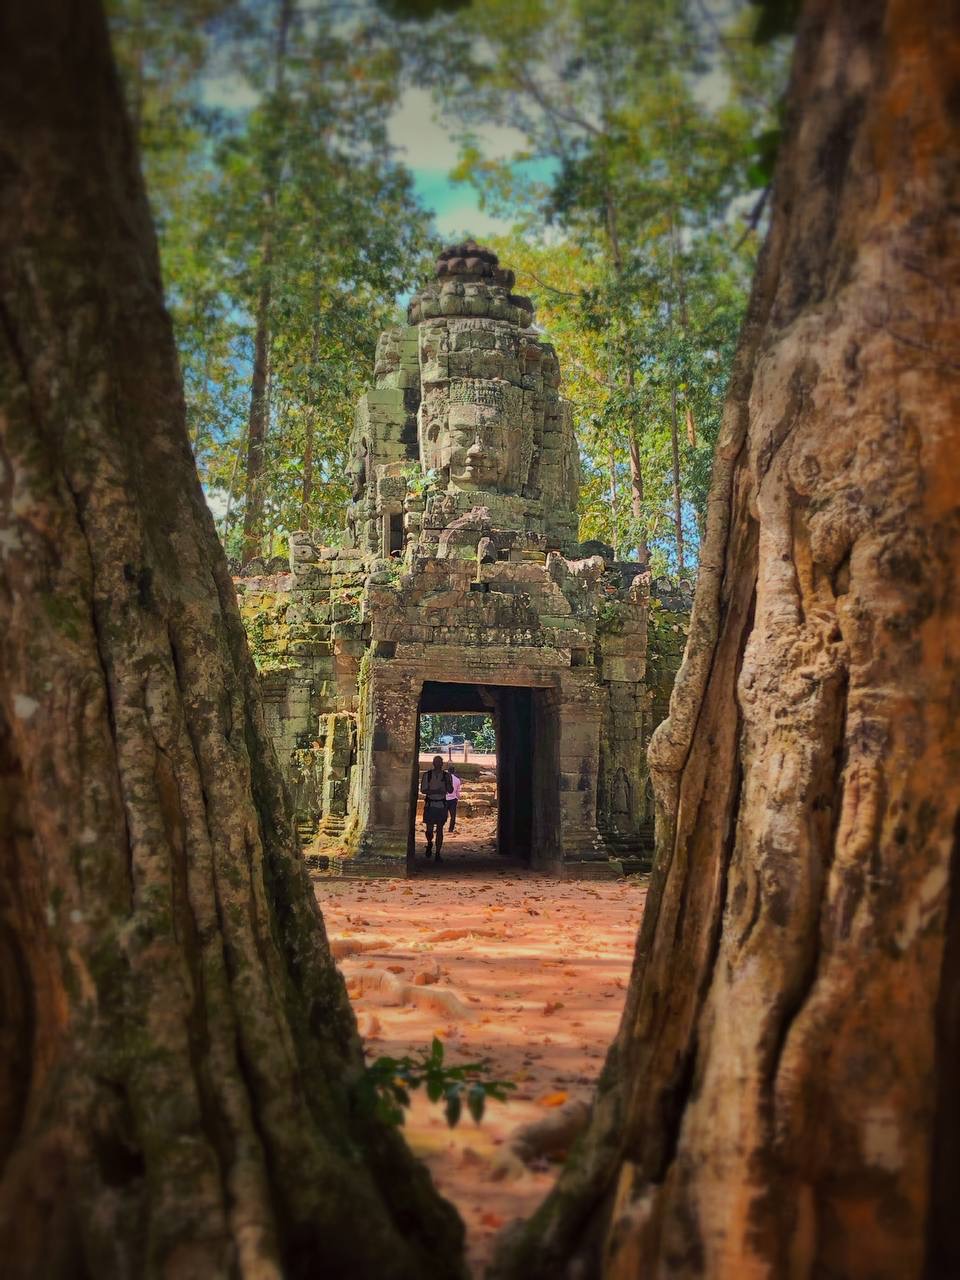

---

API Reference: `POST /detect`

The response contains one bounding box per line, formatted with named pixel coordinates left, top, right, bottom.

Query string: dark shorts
left=423, top=800, right=448, bottom=828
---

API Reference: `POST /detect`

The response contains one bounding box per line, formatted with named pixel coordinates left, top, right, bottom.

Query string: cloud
left=410, top=168, right=513, bottom=237
left=432, top=200, right=515, bottom=239
left=201, top=72, right=260, bottom=113
left=205, top=486, right=230, bottom=520
left=387, top=88, right=528, bottom=170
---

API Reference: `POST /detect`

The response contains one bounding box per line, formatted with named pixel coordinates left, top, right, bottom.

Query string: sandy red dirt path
left=315, top=817, right=646, bottom=1275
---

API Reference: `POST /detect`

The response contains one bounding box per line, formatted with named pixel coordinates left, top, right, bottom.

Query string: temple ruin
left=237, top=242, right=688, bottom=876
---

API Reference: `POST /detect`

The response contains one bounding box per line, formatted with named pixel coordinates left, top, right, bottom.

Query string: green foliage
left=646, top=595, right=691, bottom=669
left=105, top=0, right=792, bottom=580
left=596, top=600, right=627, bottom=636
left=357, top=1037, right=515, bottom=1128
left=414, top=0, right=791, bottom=577
left=107, top=0, right=435, bottom=555
left=420, top=714, right=495, bottom=753
left=244, top=605, right=296, bottom=673
left=400, top=463, right=439, bottom=498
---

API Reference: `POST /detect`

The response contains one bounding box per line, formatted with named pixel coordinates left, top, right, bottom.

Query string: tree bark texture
left=494, top=3, right=960, bottom=1277
left=0, top=4, right=464, bottom=1277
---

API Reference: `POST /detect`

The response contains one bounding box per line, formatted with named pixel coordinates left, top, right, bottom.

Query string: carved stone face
left=415, top=308, right=538, bottom=500
left=443, top=401, right=515, bottom=491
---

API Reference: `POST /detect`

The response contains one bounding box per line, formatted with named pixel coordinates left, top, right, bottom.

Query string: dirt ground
left=315, top=811, right=647, bottom=1275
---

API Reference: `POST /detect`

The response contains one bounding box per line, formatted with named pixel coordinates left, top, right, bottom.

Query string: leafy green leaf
left=444, top=1087, right=462, bottom=1128
left=467, top=1084, right=486, bottom=1124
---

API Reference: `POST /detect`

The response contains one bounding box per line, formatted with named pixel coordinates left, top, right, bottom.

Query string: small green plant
left=597, top=599, right=626, bottom=634
left=399, top=463, right=438, bottom=498
left=244, top=607, right=296, bottom=674
left=356, top=1037, right=515, bottom=1129
left=383, top=557, right=405, bottom=587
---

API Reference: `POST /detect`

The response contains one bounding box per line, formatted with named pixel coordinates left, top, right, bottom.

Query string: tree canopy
left=106, top=0, right=790, bottom=578
left=108, top=0, right=435, bottom=557
left=415, top=0, right=790, bottom=572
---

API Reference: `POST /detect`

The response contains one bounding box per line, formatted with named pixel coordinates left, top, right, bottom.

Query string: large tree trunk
left=494, top=3, right=959, bottom=1277
left=0, top=4, right=464, bottom=1277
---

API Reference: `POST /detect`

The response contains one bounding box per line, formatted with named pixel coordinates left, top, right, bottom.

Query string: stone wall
left=236, top=547, right=688, bottom=873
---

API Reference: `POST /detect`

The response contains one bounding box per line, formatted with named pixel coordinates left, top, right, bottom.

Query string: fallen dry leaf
left=537, top=1091, right=568, bottom=1108
left=358, top=1013, right=381, bottom=1038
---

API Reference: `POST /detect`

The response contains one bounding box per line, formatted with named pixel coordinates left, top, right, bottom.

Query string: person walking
left=420, top=755, right=453, bottom=860
left=446, top=765, right=462, bottom=833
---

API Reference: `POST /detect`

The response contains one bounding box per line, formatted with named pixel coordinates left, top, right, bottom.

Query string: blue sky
left=203, top=74, right=524, bottom=240
left=385, top=88, right=525, bottom=240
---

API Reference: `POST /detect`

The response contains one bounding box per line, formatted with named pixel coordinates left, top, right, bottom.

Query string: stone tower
left=236, top=242, right=688, bottom=876
left=346, top=241, right=579, bottom=559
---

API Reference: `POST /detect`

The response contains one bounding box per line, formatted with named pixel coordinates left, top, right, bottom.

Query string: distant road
left=419, top=751, right=496, bottom=769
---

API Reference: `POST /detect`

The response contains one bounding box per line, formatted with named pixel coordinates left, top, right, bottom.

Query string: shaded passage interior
left=411, top=682, right=561, bottom=870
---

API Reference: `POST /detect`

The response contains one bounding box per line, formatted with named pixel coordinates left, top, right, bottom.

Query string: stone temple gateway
left=237, top=243, right=687, bottom=876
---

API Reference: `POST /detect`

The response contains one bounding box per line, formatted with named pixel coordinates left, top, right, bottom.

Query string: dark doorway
left=410, top=681, right=556, bottom=871
left=493, top=687, right=532, bottom=862
left=388, top=511, right=404, bottom=554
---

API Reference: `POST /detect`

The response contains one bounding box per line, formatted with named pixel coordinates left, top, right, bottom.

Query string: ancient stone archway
left=235, top=242, right=690, bottom=876
left=410, top=680, right=564, bottom=869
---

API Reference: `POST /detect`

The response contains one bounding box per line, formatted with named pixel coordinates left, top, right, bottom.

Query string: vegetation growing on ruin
left=6, top=2, right=959, bottom=1276
left=241, top=596, right=298, bottom=673
left=400, top=463, right=440, bottom=499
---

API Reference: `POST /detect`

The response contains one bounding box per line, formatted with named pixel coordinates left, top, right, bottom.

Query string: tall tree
left=214, top=0, right=433, bottom=562
left=493, top=1, right=960, bottom=1275
left=424, top=0, right=784, bottom=571
left=107, top=0, right=433, bottom=562
left=0, top=3, right=463, bottom=1275
left=241, top=0, right=293, bottom=565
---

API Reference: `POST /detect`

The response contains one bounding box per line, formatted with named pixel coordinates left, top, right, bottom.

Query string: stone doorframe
left=352, top=652, right=606, bottom=876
